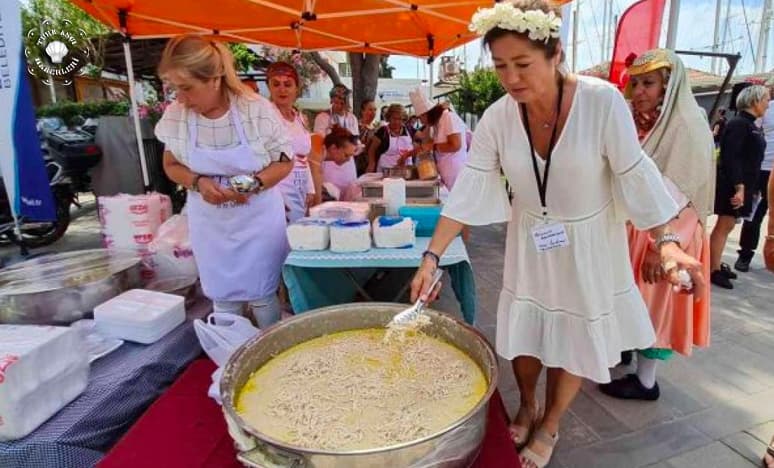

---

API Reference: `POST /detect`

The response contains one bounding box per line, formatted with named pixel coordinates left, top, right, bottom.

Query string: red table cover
left=99, top=358, right=520, bottom=468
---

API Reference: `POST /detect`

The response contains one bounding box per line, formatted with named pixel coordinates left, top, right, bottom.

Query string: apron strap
left=187, top=109, right=199, bottom=150
left=228, top=101, right=250, bottom=148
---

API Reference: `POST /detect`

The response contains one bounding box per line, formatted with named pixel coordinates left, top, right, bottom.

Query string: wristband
left=654, top=232, right=681, bottom=251
left=422, top=250, right=440, bottom=267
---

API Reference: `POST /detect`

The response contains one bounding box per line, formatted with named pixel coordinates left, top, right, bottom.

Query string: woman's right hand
left=410, top=256, right=442, bottom=303
left=198, top=177, right=247, bottom=205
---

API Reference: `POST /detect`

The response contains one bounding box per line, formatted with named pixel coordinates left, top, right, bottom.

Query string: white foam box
left=287, top=218, right=332, bottom=251
left=94, top=289, right=185, bottom=344
left=0, top=325, right=90, bottom=441
left=309, top=201, right=371, bottom=222
left=372, top=216, right=416, bottom=249
left=330, top=221, right=372, bottom=253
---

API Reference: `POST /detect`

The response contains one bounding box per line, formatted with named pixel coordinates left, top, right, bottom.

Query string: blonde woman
left=155, top=35, right=293, bottom=327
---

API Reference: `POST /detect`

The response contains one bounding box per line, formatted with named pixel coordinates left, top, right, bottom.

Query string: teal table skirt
left=282, top=237, right=477, bottom=325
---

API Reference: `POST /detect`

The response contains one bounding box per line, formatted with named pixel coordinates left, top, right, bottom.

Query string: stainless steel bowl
left=0, top=249, right=142, bottom=325
left=221, top=303, right=498, bottom=468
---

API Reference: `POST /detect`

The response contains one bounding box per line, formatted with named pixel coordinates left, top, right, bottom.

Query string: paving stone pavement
left=2, top=203, right=772, bottom=468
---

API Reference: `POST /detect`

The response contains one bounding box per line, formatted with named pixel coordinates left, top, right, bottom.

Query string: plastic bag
left=193, top=313, right=260, bottom=404
left=147, top=214, right=198, bottom=280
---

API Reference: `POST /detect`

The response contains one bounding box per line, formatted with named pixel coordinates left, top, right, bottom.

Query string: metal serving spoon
left=388, top=269, right=444, bottom=328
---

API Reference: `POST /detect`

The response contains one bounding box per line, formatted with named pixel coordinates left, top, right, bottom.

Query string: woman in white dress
left=267, top=61, right=317, bottom=223
left=409, top=2, right=706, bottom=467
left=407, top=89, right=469, bottom=189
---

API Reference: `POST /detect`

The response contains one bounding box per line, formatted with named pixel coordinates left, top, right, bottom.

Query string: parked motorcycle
left=0, top=158, right=73, bottom=250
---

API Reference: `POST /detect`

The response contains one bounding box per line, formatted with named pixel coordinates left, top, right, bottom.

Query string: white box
left=373, top=216, right=416, bottom=249
left=94, top=289, right=185, bottom=344
left=309, top=201, right=371, bottom=222
left=287, top=218, right=332, bottom=251
left=0, top=326, right=89, bottom=441
left=330, top=221, right=371, bottom=253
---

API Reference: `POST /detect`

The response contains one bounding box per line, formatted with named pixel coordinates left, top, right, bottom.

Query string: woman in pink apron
left=267, top=62, right=315, bottom=223
left=366, top=104, right=414, bottom=173
left=408, top=88, right=469, bottom=190
left=155, top=35, right=293, bottom=327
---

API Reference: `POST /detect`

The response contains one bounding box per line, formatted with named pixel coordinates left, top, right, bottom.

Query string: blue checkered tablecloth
left=0, top=302, right=208, bottom=468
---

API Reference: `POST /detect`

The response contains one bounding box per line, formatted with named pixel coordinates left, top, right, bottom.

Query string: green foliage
left=450, top=68, right=505, bottom=117
left=379, top=56, right=395, bottom=79
left=36, top=100, right=131, bottom=126
left=228, top=43, right=260, bottom=73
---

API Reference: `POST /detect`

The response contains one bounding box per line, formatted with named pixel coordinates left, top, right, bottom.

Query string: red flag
left=608, top=0, right=667, bottom=89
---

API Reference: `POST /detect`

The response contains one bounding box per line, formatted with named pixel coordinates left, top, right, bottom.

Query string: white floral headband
left=469, top=3, right=562, bottom=44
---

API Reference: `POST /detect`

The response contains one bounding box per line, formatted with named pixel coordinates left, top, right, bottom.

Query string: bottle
left=415, top=150, right=438, bottom=181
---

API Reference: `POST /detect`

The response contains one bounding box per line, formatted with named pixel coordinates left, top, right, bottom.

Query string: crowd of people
left=150, top=0, right=774, bottom=466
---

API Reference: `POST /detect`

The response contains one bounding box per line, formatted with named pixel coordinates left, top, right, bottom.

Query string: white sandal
left=519, top=428, right=559, bottom=468
left=508, top=401, right=540, bottom=450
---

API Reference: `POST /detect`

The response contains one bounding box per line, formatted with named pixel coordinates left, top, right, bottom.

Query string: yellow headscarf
left=626, top=49, right=716, bottom=223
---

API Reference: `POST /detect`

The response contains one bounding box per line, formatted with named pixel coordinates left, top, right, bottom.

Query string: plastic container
left=309, top=202, right=371, bottom=222
left=94, top=289, right=185, bottom=344
left=329, top=220, right=371, bottom=253
left=398, top=205, right=442, bottom=237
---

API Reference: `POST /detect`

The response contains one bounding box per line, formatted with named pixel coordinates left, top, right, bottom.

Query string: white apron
left=377, top=130, right=414, bottom=170
left=185, top=102, right=289, bottom=302
left=276, top=111, right=313, bottom=223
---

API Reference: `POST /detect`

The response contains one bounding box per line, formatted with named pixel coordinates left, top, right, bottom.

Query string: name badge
left=531, top=222, right=569, bottom=252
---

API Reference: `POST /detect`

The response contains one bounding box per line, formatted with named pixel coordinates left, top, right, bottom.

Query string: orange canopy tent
left=69, top=0, right=493, bottom=58
left=68, top=0, right=498, bottom=186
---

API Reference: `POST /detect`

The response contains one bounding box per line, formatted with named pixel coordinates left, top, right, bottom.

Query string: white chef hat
left=409, top=87, right=435, bottom=116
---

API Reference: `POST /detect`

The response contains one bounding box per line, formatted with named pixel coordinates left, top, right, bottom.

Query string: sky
left=389, top=0, right=769, bottom=80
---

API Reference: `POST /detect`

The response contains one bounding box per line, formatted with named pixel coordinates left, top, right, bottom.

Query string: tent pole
left=123, top=38, right=151, bottom=190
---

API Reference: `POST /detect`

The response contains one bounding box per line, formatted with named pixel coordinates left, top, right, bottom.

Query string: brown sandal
left=519, top=428, right=559, bottom=468
left=508, top=401, right=540, bottom=450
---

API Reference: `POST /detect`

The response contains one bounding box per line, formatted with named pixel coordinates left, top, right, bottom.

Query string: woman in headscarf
left=156, top=35, right=292, bottom=327
left=266, top=61, right=317, bottom=222
left=598, top=49, right=715, bottom=401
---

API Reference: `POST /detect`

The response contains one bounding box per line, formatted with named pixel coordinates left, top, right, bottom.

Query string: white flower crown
left=469, top=3, right=562, bottom=44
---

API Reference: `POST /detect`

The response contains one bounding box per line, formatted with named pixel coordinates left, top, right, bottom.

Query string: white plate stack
left=0, top=326, right=90, bottom=441
left=94, top=289, right=185, bottom=344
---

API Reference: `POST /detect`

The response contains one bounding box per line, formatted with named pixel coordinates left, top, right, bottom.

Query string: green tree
left=450, top=68, right=504, bottom=117
left=228, top=43, right=261, bottom=73
left=379, top=56, right=395, bottom=79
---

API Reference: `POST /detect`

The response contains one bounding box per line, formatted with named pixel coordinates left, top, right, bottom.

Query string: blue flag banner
left=0, top=1, right=56, bottom=222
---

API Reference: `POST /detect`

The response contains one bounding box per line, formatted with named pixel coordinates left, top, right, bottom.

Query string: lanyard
left=521, top=75, right=564, bottom=219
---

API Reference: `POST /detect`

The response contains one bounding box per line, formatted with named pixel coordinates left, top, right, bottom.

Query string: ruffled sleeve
left=442, top=108, right=511, bottom=225
left=602, top=90, right=678, bottom=230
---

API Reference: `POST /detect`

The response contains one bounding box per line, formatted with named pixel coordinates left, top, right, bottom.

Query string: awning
left=69, top=0, right=493, bottom=59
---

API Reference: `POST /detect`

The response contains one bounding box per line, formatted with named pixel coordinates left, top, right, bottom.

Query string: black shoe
left=599, top=374, right=660, bottom=401
left=620, top=350, right=633, bottom=366
left=720, top=263, right=738, bottom=279
left=711, top=270, right=734, bottom=289
left=734, top=257, right=751, bottom=272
